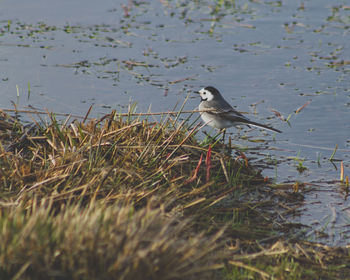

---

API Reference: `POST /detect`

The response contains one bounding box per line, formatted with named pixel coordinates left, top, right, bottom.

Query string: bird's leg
left=221, top=128, right=226, bottom=142
left=228, top=136, right=232, bottom=155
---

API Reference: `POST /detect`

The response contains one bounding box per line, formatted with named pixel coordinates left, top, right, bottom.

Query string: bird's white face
left=198, top=88, right=214, bottom=102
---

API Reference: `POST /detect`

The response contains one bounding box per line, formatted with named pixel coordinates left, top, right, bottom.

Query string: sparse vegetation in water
left=0, top=108, right=349, bottom=279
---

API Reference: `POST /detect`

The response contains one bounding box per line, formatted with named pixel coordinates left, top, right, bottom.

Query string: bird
left=196, top=86, right=281, bottom=134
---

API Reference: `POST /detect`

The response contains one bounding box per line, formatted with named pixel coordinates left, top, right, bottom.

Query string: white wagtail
left=196, top=86, right=281, bottom=134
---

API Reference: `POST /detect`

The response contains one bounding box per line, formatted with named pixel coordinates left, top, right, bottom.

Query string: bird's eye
left=203, top=92, right=206, bottom=95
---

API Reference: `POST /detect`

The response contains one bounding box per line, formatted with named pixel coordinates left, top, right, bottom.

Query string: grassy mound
left=0, top=110, right=256, bottom=279
left=0, top=109, right=349, bottom=279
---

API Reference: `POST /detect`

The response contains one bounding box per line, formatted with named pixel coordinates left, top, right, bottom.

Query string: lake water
left=0, top=0, right=349, bottom=246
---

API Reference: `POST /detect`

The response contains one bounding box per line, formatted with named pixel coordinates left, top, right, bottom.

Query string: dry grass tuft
left=0, top=200, right=223, bottom=280
left=0, top=110, right=257, bottom=209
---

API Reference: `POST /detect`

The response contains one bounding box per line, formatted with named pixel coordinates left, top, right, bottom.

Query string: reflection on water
left=0, top=0, right=349, bottom=245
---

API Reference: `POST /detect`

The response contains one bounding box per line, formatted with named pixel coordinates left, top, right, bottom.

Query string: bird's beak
left=194, top=91, right=200, bottom=95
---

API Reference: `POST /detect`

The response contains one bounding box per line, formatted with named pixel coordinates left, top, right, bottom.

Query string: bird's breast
left=199, top=112, right=234, bottom=129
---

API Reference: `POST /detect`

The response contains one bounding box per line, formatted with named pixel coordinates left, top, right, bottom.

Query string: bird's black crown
left=204, top=86, right=220, bottom=95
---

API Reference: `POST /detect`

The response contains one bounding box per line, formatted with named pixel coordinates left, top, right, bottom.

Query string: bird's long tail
left=241, top=120, right=282, bottom=133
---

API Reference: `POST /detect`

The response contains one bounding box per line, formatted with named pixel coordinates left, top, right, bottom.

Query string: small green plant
left=296, top=159, right=307, bottom=173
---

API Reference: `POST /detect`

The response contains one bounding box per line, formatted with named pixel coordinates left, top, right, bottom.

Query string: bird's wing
left=206, top=107, right=281, bottom=133
left=206, top=107, right=249, bottom=122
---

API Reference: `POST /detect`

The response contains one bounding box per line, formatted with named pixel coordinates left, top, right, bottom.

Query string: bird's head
left=196, top=86, right=221, bottom=102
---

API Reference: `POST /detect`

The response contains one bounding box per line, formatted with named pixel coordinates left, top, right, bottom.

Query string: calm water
left=0, top=0, right=349, bottom=245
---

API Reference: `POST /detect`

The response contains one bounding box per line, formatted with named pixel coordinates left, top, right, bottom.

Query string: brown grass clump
left=0, top=110, right=257, bottom=209
left=0, top=109, right=258, bottom=279
left=0, top=200, right=223, bottom=280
